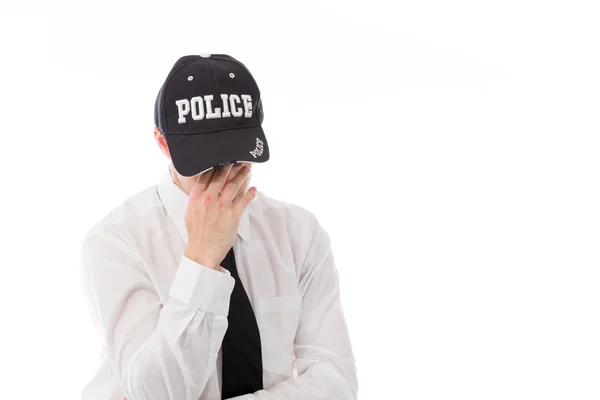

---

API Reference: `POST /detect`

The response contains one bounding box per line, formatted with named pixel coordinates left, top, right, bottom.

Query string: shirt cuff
left=169, top=256, right=236, bottom=316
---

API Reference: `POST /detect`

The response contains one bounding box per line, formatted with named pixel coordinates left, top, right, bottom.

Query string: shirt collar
left=157, top=167, right=251, bottom=245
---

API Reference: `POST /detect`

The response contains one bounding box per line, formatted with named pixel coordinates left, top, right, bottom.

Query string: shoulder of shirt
left=253, top=190, right=319, bottom=227
left=253, top=190, right=329, bottom=253
left=82, top=183, right=163, bottom=246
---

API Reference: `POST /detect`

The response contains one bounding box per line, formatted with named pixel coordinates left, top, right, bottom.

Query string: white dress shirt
left=79, top=167, right=358, bottom=400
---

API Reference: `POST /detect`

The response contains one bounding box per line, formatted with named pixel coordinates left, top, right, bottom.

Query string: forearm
left=120, top=302, right=222, bottom=399
left=231, top=357, right=357, bottom=399
left=120, top=257, right=234, bottom=400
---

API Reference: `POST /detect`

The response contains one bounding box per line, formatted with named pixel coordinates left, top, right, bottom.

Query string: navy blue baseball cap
left=154, top=54, right=270, bottom=177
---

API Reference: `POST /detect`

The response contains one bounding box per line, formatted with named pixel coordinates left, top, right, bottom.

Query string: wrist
left=184, top=248, right=219, bottom=270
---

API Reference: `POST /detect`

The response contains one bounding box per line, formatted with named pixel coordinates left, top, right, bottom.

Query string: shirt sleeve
left=231, top=215, right=359, bottom=399
left=79, top=227, right=235, bottom=400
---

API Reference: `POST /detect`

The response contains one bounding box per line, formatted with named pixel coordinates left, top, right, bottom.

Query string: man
left=79, top=54, right=358, bottom=400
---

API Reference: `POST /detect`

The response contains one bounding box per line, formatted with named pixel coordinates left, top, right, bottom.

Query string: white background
left=1, top=0, right=599, bottom=399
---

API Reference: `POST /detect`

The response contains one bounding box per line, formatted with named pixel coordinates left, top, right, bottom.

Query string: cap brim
left=165, top=126, right=270, bottom=177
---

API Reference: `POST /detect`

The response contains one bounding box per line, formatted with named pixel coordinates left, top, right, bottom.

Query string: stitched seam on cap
left=162, top=56, right=202, bottom=134
left=210, top=55, right=261, bottom=97
left=206, top=58, right=217, bottom=95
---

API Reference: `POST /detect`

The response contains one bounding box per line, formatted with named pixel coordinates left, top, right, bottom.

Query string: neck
left=169, top=164, right=185, bottom=192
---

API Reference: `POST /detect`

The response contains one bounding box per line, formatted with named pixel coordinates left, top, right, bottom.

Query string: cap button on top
left=200, top=53, right=211, bottom=58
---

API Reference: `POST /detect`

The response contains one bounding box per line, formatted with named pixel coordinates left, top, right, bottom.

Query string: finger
left=201, top=167, right=218, bottom=183
left=221, top=166, right=252, bottom=201
left=223, top=163, right=245, bottom=186
left=233, top=186, right=257, bottom=214
left=221, top=164, right=245, bottom=202
left=189, top=168, right=217, bottom=198
left=207, top=164, right=234, bottom=194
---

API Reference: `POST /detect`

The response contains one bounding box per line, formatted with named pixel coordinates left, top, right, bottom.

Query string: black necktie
left=220, top=246, right=263, bottom=399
